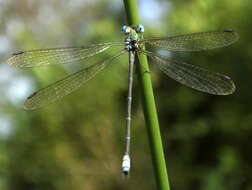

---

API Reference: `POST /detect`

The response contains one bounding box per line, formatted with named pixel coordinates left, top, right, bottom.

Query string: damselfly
left=7, top=25, right=239, bottom=176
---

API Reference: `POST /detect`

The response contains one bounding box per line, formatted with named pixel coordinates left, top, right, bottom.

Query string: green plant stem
left=123, top=0, right=171, bottom=190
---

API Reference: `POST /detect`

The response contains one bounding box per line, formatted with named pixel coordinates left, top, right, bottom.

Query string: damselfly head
left=122, top=24, right=144, bottom=34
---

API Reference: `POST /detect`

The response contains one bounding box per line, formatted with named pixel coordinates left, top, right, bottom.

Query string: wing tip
left=12, top=51, right=24, bottom=56
left=223, top=29, right=239, bottom=40
left=23, top=102, right=35, bottom=111
left=220, top=77, right=236, bottom=95
left=23, top=92, right=38, bottom=110
left=23, top=103, right=37, bottom=111
left=7, top=51, right=25, bottom=66
left=223, top=29, right=234, bottom=33
left=27, top=92, right=38, bottom=99
left=227, top=82, right=236, bottom=95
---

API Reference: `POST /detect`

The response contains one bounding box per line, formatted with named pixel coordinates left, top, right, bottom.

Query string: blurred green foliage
left=0, top=0, right=251, bottom=190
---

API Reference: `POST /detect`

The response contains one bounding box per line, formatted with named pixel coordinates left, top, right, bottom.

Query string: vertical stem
left=123, top=0, right=171, bottom=190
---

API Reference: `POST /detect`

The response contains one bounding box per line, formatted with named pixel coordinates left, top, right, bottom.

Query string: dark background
left=0, top=0, right=251, bottom=189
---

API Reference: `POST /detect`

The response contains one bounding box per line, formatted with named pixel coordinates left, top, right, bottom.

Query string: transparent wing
left=139, top=30, right=239, bottom=52
left=7, top=42, right=123, bottom=67
left=140, top=50, right=235, bottom=95
left=24, top=50, right=126, bottom=110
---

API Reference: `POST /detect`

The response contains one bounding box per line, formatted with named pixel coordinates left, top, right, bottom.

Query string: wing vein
left=138, top=50, right=235, bottom=95
left=7, top=42, right=123, bottom=67
left=24, top=49, right=126, bottom=110
left=139, top=30, right=239, bottom=52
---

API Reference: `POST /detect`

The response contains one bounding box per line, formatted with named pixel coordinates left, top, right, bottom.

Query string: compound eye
left=121, top=25, right=127, bottom=32
left=121, top=25, right=131, bottom=34
left=136, top=24, right=144, bottom=33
